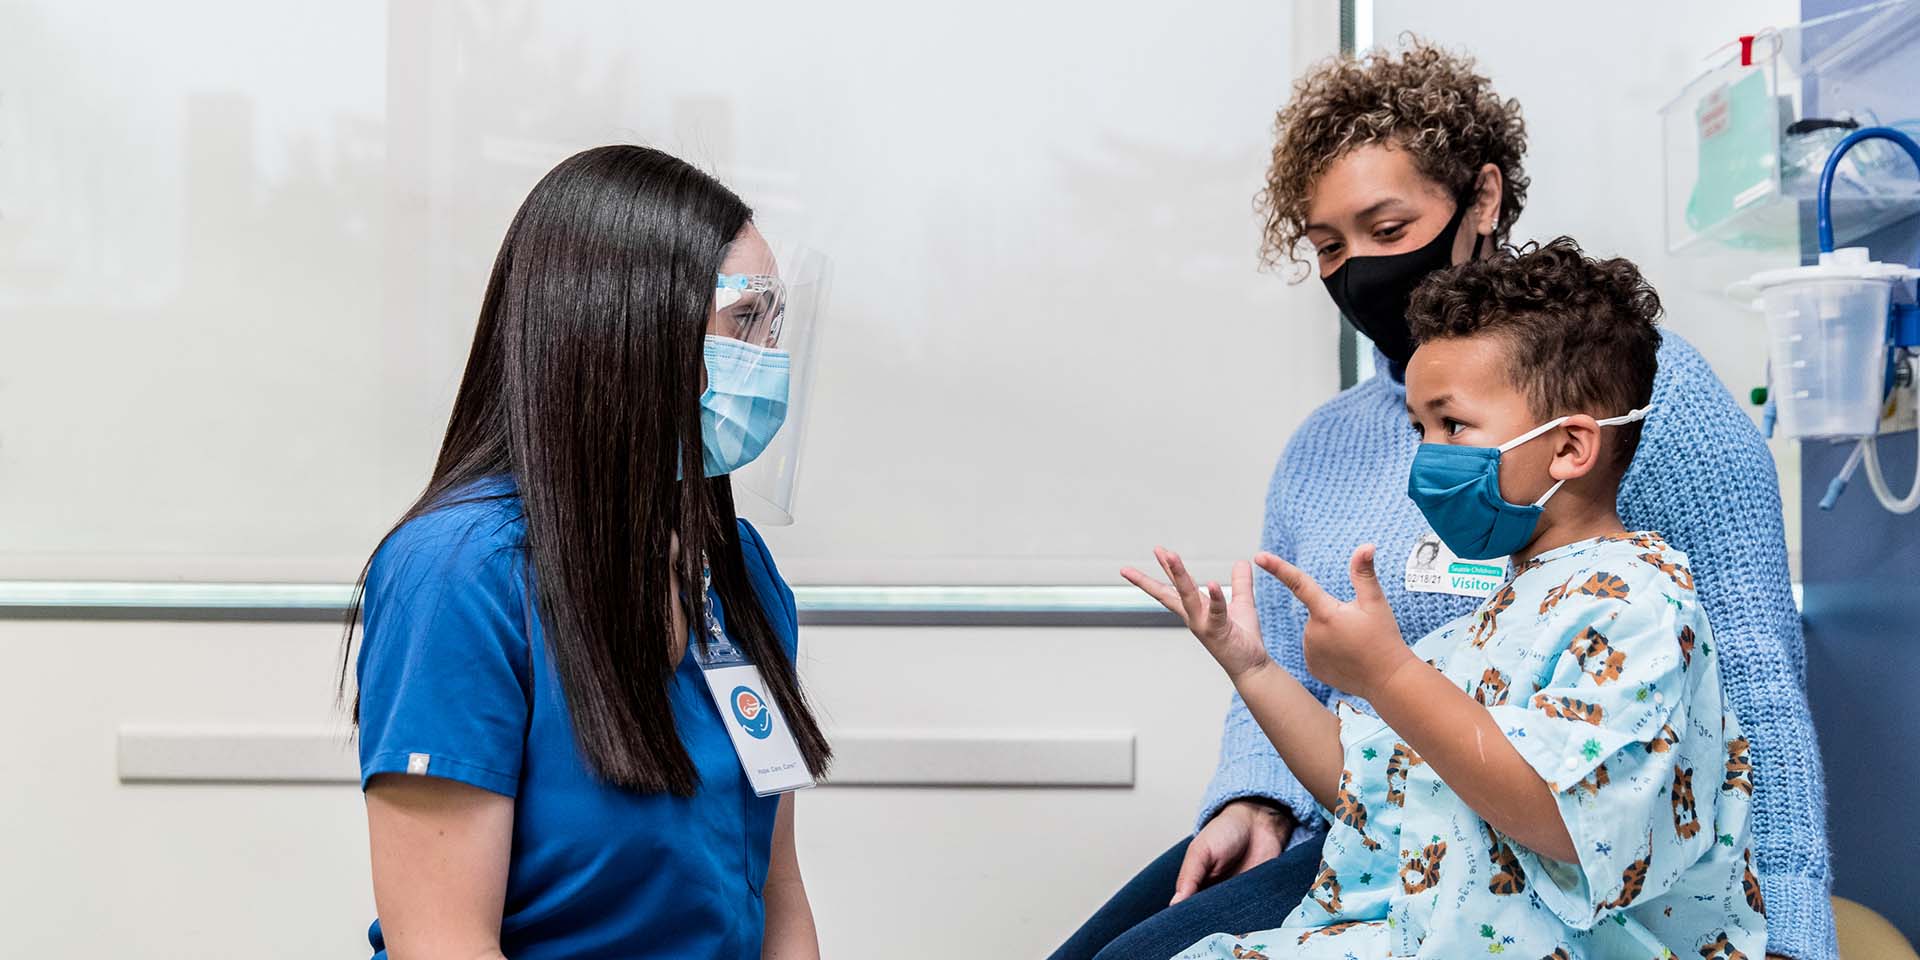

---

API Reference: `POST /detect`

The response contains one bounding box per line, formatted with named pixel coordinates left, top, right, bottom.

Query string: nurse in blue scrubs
left=340, top=145, right=833, bottom=960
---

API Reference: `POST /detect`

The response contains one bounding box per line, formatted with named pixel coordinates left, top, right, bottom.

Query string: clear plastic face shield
left=704, top=227, right=828, bottom=525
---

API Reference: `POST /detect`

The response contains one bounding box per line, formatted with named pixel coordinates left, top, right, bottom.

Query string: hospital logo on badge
left=731, top=685, right=774, bottom=740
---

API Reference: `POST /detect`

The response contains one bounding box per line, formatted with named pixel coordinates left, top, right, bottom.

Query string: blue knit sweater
left=1202, top=334, right=1835, bottom=958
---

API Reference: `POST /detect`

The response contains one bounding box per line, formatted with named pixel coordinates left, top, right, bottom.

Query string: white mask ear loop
left=1496, top=415, right=1571, bottom=453
left=1509, top=405, right=1655, bottom=508
left=1530, top=478, right=1569, bottom=509
left=1596, top=404, right=1654, bottom=428
left=1496, top=405, right=1654, bottom=454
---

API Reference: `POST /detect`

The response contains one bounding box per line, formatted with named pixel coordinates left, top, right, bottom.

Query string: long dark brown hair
left=339, top=145, right=831, bottom=794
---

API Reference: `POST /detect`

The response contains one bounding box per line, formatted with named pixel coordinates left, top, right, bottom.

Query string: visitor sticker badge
left=1404, top=532, right=1506, bottom=598
left=688, top=631, right=814, bottom=797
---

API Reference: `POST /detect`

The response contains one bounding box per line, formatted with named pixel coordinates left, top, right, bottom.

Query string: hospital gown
left=1175, top=532, right=1766, bottom=960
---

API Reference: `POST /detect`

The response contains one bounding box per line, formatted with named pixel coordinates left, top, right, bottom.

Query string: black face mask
left=1321, top=195, right=1484, bottom=377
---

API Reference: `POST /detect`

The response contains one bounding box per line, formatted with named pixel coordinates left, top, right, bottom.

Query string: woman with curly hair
left=1051, top=40, right=1832, bottom=960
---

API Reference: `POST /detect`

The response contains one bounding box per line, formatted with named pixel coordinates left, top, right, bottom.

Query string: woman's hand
left=1254, top=545, right=1414, bottom=700
left=1172, top=799, right=1295, bottom=905
left=1123, top=547, right=1272, bottom=680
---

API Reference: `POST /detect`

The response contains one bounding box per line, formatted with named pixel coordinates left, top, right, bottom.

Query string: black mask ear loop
left=1463, top=174, right=1490, bottom=261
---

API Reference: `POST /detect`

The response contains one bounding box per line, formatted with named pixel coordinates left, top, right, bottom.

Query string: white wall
left=2, top=2, right=1347, bottom=955
left=0, top=0, right=1333, bottom=585
left=0, top=618, right=1232, bottom=959
left=1367, top=0, right=1809, bottom=564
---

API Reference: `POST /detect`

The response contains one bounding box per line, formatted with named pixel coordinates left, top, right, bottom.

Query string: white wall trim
left=2, top=582, right=1179, bottom=626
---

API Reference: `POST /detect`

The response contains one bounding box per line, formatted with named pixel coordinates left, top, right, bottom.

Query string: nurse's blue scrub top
left=354, top=484, right=795, bottom=959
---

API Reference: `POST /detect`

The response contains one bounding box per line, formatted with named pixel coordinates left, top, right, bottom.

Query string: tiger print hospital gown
left=1174, top=533, right=1766, bottom=960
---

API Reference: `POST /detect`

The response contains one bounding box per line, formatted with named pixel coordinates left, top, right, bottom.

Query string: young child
left=1125, top=239, right=1765, bottom=959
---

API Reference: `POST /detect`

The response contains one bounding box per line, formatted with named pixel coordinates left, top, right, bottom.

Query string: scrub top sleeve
left=736, top=518, right=799, bottom=661
left=1484, top=566, right=1699, bottom=927
left=355, top=515, right=532, bottom=798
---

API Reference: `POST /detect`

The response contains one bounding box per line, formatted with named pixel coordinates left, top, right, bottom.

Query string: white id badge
left=687, top=636, right=814, bottom=797
left=1403, top=533, right=1507, bottom=598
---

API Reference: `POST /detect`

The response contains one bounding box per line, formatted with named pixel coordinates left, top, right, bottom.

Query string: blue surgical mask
left=1406, top=406, right=1651, bottom=560
left=699, top=335, right=790, bottom=477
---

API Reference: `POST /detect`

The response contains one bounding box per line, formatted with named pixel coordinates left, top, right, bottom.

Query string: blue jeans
left=1048, top=831, right=1327, bottom=960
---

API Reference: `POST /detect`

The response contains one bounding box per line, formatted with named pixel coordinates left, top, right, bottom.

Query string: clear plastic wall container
left=1736, top=247, right=1920, bottom=439
left=1661, top=1, right=1920, bottom=253
left=1762, top=278, right=1892, bottom=438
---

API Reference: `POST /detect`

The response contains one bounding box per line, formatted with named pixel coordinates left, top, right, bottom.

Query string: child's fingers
left=1230, top=560, right=1254, bottom=607
left=1206, top=581, right=1229, bottom=626
left=1253, top=551, right=1333, bottom=617
left=1120, top=567, right=1183, bottom=616
left=1156, top=547, right=1205, bottom=619
left=1348, top=544, right=1385, bottom=605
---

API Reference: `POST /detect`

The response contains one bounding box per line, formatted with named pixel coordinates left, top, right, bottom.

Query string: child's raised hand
left=1255, top=545, right=1415, bottom=700
left=1122, top=547, right=1272, bottom=681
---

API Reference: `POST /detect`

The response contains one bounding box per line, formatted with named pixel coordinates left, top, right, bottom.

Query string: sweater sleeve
left=1196, top=435, right=1334, bottom=842
left=1619, top=333, right=1835, bottom=959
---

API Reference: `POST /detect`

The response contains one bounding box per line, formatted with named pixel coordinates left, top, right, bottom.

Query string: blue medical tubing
left=1811, top=126, right=1920, bottom=401
left=1816, top=125, right=1920, bottom=253
left=1819, top=471, right=1849, bottom=510
left=1809, top=127, right=1920, bottom=509
left=1819, top=442, right=1866, bottom=510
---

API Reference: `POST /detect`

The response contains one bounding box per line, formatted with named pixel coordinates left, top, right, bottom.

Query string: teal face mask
left=1406, top=406, right=1651, bottom=561
left=699, top=335, right=790, bottom=477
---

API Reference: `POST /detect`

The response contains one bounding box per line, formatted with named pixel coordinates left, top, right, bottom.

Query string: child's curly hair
left=1408, top=237, right=1663, bottom=470
left=1258, top=38, right=1529, bottom=274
